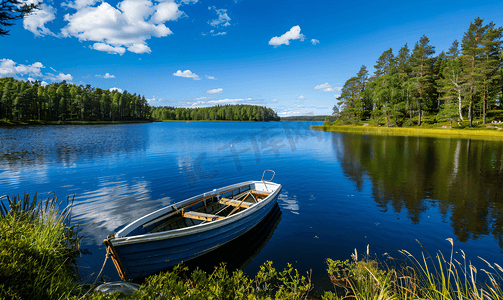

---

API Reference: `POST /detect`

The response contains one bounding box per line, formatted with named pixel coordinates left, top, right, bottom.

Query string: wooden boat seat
left=182, top=211, right=224, bottom=222
left=219, top=198, right=253, bottom=208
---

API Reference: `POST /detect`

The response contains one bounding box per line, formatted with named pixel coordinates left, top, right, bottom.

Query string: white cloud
left=61, top=0, right=181, bottom=55
left=208, top=6, right=231, bottom=27
left=311, top=39, right=320, bottom=45
left=128, top=43, right=151, bottom=54
left=1, top=58, right=74, bottom=83
left=206, top=75, right=216, bottom=80
left=206, top=88, right=223, bottom=94
left=23, top=3, right=57, bottom=36
left=323, top=88, right=334, bottom=92
left=151, top=1, right=183, bottom=23
left=208, top=98, right=246, bottom=104
left=297, top=95, right=305, bottom=100
left=194, top=97, right=208, bottom=100
left=0, top=59, right=45, bottom=78
left=109, top=87, right=123, bottom=93
left=314, top=83, right=332, bottom=90
left=268, top=25, right=305, bottom=47
left=96, top=72, right=116, bottom=78
left=211, top=30, right=226, bottom=36
left=173, top=70, right=200, bottom=80
left=52, top=72, right=73, bottom=81
left=63, top=0, right=100, bottom=9
left=91, top=43, right=126, bottom=55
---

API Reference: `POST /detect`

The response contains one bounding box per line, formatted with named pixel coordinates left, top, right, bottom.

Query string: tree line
left=151, top=105, right=280, bottom=121
left=0, top=77, right=151, bottom=122
left=335, top=18, right=503, bottom=128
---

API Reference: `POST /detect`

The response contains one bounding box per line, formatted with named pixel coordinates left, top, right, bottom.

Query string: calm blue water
left=1, top=122, right=502, bottom=294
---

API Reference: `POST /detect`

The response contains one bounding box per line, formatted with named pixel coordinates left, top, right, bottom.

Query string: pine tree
left=410, top=35, right=435, bottom=126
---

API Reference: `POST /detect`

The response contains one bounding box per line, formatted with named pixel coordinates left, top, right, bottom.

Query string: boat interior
left=124, top=184, right=272, bottom=237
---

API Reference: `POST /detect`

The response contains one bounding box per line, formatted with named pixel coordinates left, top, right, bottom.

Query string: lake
left=1, top=122, right=502, bottom=294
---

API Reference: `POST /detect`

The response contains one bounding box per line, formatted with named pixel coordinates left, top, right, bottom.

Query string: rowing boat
left=104, top=170, right=282, bottom=280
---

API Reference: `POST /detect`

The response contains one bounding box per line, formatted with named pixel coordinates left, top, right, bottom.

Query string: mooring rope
left=79, top=248, right=110, bottom=299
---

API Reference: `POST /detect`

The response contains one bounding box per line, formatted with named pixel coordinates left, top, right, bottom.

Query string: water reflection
left=0, top=125, right=149, bottom=171
left=72, top=178, right=172, bottom=246
left=333, top=133, right=503, bottom=248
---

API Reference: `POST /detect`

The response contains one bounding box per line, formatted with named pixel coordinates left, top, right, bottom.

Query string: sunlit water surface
left=1, top=122, right=502, bottom=294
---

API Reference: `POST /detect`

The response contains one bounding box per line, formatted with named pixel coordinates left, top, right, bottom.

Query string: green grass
left=322, top=241, right=503, bottom=300
left=0, top=193, right=82, bottom=299
left=312, top=124, right=503, bottom=141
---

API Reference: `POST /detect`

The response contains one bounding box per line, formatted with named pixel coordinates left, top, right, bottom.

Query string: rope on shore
left=79, top=248, right=110, bottom=299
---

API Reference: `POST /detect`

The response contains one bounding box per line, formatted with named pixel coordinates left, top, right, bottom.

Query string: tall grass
left=323, top=240, right=503, bottom=300
left=0, top=192, right=81, bottom=299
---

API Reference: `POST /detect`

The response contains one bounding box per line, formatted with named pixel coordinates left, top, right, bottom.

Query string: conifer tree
left=411, top=35, right=435, bottom=126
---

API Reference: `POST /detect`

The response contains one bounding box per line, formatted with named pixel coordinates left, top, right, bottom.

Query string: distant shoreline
left=311, top=124, right=503, bottom=141
left=0, top=120, right=152, bottom=126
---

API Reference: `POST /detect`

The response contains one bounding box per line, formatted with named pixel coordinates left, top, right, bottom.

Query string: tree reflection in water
left=333, top=133, right=503, bottom=248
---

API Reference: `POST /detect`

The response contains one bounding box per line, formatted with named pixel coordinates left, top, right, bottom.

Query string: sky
left=1, top=0, right=503, bottom=116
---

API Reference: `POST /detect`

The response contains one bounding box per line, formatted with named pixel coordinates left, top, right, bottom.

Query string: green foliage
left=0, top=193, right=81, bottom=299
left=323, top=242, right=503, bottom=300
left=86, top=261, right=312, bottom=299
left=151, top=104, right=280, bottom=122
left=0, top=77, right=151, bottom=122
left=335, top=18, right=503, bottom=128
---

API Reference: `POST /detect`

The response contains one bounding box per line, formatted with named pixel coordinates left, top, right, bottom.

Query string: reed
left=0, top=192, right=81, bottom=299
left=323, top=240, right=503, bottom=300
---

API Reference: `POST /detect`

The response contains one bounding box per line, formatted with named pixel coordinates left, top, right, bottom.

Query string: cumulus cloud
left=1, top=58, right=75, bottom=83
left=23, top=3, right=57, bottom=36
left=91, top=43, right=126, bottom=55
left=48, top=72, right=73, bottom=81
left=109, top=87, right=123, bottom=93
left=206, top=88, right=223, bottom=94
left=314, top=83, right=334, bottom=92
left=208, top=6, right=231, bottom=27
left=96, top=73, right=116, bottom=78
left=151, top=1, right=183, bottom=23
left=269, top=25, right=305, bottom=47
left=173, top=70, right=200, bottom=80
left=297, top=95, right=305, bottom=100
left=0, top=59, right=45, bottom=78
left=206, top=75, right=216, bottom=80
left=60, top=0, right=183, bottom=55
left=193, top=96, right=208, bottom=101
left=208, top=98, right=246, bottom=104
left=311, top=39, right=320, bottom=45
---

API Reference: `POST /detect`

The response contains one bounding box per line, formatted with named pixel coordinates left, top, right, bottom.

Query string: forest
left=0, top=77, right=151, bottom=122
left=334, top=18, right=503, bottom=128
left=150, top=105, right=280, bottom=121
left=0, top=77, right=280, bottom=123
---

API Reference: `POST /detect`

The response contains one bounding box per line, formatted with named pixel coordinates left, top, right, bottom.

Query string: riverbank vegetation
left=150, top=104, right=280, bottom=121
left=333, top=18, right=503, bottom=129
left=2, top=194, right=501, bottom=299
left=0, top=193, right=81, bottom=299
left=0, top=77, right=151, bottom=123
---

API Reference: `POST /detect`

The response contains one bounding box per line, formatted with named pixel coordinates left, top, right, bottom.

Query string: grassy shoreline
left=311, top=124, right=503, bottom=141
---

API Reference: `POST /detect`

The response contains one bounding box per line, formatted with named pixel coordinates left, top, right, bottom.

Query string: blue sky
left=1, top=0, right=502, bottom=116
